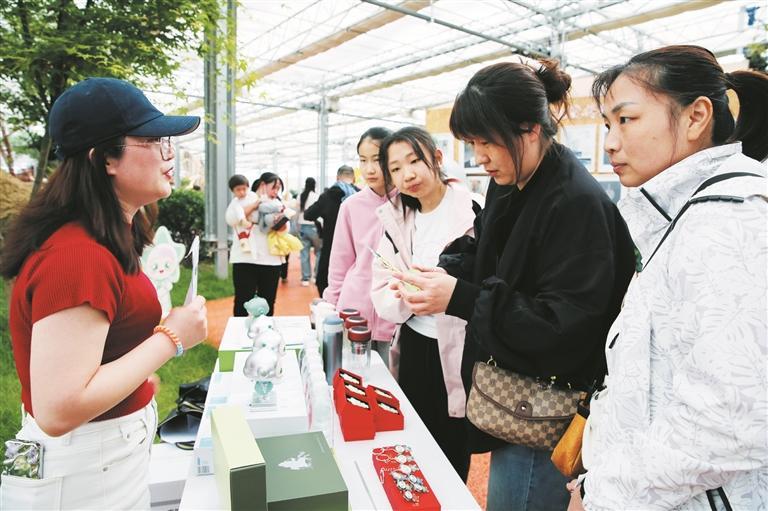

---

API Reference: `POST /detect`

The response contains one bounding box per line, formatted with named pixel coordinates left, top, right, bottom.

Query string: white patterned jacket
left=581, top=143, right=768, bottom=510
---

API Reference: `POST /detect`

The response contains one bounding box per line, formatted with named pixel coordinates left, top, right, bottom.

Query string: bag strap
left=706, top=487, right=733, bottom=511
left=641, top=172, right=761, bottom=270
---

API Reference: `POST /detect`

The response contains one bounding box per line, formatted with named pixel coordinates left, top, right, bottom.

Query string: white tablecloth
left=178, top=316, right=480, bottom=511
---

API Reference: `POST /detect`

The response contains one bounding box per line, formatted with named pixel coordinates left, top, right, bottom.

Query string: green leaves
left=0, top=0, right=222, bottom=184
left=157, top=188, right=205, bottom=263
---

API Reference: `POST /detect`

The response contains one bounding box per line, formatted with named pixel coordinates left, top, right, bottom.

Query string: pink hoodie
left=323, top=186, right=398, bottom=342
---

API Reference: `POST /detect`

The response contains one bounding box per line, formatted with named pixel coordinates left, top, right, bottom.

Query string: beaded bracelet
left=154, top=325, right=184, bottom=357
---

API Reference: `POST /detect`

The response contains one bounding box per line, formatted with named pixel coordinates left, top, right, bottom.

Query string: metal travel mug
left=322, top=315, right=343, bottom=385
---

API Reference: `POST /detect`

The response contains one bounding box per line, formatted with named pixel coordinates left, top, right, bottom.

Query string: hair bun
left=535, top=58, right=572, bottom=104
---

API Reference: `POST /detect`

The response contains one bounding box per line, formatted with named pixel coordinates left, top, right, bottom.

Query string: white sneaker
left=301, top=281, right=310, bottom=287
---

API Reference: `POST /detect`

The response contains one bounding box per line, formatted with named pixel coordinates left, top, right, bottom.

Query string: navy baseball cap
left=49, top=77, right=200, bottom=158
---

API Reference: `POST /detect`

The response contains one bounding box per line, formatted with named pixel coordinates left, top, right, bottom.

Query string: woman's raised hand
left=162, top=295, right=208, bottom=350
left=390, top=269, right=456, bottom=315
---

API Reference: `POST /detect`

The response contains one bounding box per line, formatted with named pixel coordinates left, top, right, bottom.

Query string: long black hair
left=1, top=137, right=157, bottom=278
left=300, top=177, right=315, bottom=211
left=379, top=126, right=448, bottom=213
left=449, top=59, right=571, bottom=186
left=592, top=45, right=768, bottom=162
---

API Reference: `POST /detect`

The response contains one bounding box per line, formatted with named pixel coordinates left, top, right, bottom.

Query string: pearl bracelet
left=154, top=325, right=184, bottom=357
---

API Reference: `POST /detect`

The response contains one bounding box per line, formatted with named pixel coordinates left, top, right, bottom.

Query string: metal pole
left=204, top=0, right=237, bottom=279
left=318, top=94, right=329, bottom=187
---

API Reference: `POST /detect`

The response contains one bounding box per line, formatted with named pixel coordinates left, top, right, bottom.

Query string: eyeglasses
left=115, top=137, right=174, bottom=160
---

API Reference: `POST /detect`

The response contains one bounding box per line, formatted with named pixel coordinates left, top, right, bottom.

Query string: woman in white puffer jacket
left=568, top=45, right=768, bottom=511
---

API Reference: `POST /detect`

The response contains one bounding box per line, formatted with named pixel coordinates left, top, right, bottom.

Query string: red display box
left=372, top=446, right=440, bottom=510
left=337, top=389, right=376, bottom=441
left=366, top=384, right=400, bottom=408
left=370, top=399, right=404, bottom=431
left=336, top=381, right=368, bottom=414
left=333, top=368, right=365, bottom=413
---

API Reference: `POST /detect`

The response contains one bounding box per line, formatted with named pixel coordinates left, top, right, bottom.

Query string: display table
left=177, top=316, right=480, bottom=511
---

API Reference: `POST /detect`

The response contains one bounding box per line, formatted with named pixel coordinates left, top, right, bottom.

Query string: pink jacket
left=370, top=181, right=478, bottom=418
left=323, top=186, right=398, bottom=342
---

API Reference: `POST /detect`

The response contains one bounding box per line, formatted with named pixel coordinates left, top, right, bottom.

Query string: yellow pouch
left=551, top=400, right=588, bottom=478
left=267, top=231, right=303, bottom=256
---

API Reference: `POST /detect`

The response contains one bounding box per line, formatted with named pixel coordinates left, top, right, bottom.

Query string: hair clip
left=394, top=444, right=411, bottom=454
left=340, top=372, right=360, bottom=384
left=394, top=454, right=414, bottom=464
left=347, top=396, right=369, bottom=409
left=378, top=401, right=399, bottom=414
left=407, top=474, right=423, bottom=485
left=402, top=490, right=418, bottom=503
left=345, top=383, right=366, bottom=396
left=390, top=470, right=406, bottom=481
left=413, top=482, right=429, bottom=493
left=396, top=480, right=412, bottom=491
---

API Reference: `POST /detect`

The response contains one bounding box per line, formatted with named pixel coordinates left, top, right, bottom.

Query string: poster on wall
left=560, top=124, right=598, bottom=172
left=462, top=141, right=478, bottom=169
left=433, top=133, right=458, bottom=166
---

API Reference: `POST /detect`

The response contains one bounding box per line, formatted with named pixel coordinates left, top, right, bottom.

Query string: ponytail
left=300, top=177, right=315, bottom=211
left=726, top=70, right=768, bottom=161
left=535, top=58, right=572, bottom=129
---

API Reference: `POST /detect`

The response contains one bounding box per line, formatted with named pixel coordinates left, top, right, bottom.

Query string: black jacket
left=304, top=183, right=356, bottom=292
left=441, top=143, right=635, bottom=453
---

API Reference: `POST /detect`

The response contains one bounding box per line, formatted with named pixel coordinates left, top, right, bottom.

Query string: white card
left=184, top=236, right=200, bottom=306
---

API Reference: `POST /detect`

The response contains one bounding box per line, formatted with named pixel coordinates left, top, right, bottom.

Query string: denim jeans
left=486, top=443, right=569, bottom=511
left=299, top=223, right=321, bottom=281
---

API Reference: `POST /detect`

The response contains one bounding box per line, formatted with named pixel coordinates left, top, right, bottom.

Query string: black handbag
left=157, top=376, right=209, bottom=450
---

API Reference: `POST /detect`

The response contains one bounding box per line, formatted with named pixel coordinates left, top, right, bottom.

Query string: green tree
left=157, top=188, right=205, bottom=263
left=0, top=0, right=221, bottom=194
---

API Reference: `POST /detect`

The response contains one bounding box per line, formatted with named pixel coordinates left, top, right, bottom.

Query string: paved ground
left=204, top=254, right=489, bottom=509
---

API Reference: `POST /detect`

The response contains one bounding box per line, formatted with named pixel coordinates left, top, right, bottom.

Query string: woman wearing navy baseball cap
left=1, top=77, right=207, bottom=509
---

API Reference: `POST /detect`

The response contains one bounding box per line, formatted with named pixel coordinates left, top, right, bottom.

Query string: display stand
left=169, top=316, right=479, bottom=511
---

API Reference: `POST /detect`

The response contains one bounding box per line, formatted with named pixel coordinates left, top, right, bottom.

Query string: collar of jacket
left=618, top=142, right=742, bottom=263
left=375, top=180, right=476, bottom=263
left=355, top=185, right=398, bottom=204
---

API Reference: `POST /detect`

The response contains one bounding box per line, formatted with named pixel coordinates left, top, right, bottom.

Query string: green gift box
left=257, top=432, right=348, bottom=511
left=211, top=406, right=267, bottom=511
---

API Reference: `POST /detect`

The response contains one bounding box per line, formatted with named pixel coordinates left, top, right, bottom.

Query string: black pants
left=398, top=323, right=470, bottom=481
left=315, top=248, right=329, bottom=297
left=232, top=263, right=281, bottom=317
left=280, top=257, right=289, bottom=280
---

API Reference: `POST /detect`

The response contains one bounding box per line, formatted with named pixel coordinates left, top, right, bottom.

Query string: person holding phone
left=0, top=78, right=207, bottom=509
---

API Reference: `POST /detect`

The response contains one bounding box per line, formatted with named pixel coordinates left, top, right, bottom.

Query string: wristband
left=154, top=325, right=183, bottom=357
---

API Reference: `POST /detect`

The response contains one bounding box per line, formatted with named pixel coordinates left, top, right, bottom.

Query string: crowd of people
left=1, top=44, right=766, bottom=510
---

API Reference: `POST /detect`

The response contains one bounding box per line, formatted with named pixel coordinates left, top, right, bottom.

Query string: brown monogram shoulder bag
left=466, top=358, right=584, bottom=451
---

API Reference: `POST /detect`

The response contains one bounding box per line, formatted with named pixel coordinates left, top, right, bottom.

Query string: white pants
left=1, top=401, right=158, bottom=510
